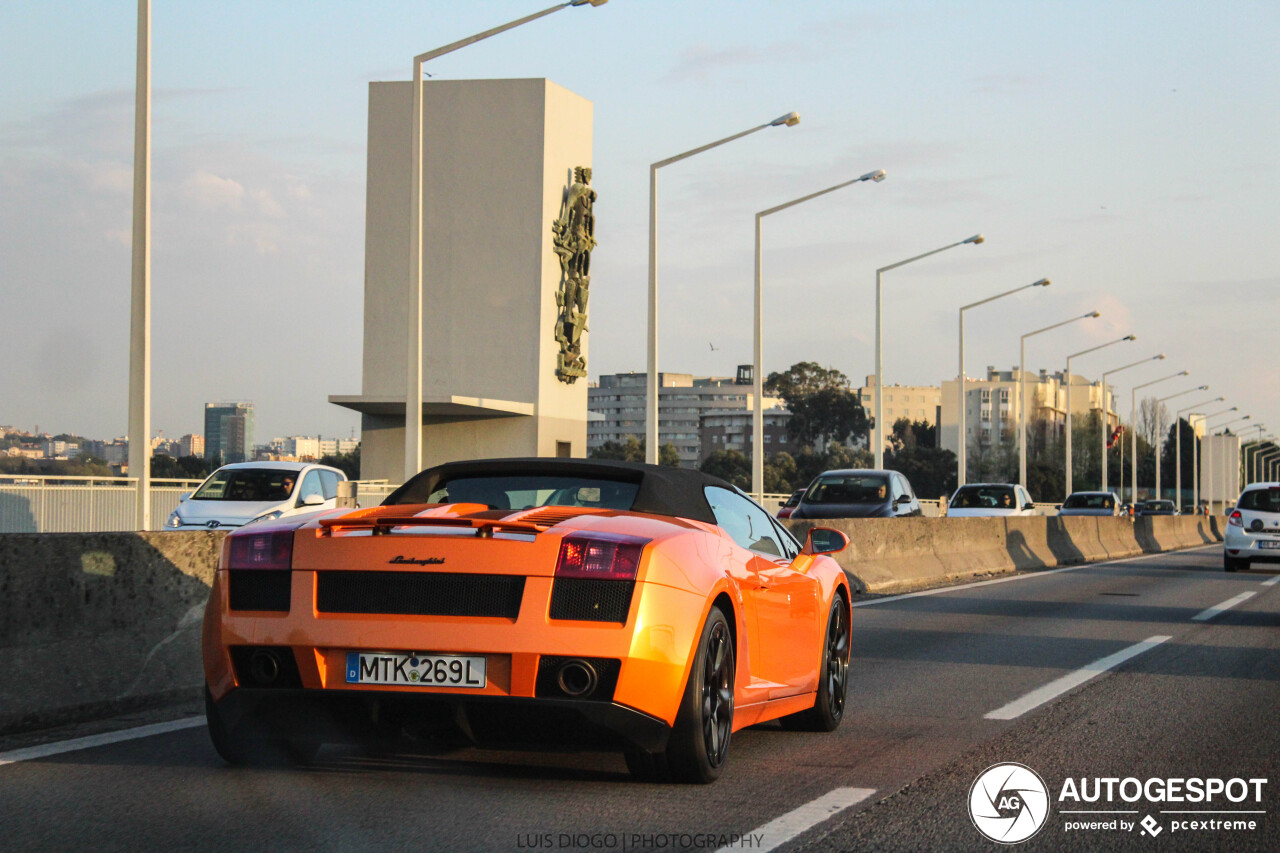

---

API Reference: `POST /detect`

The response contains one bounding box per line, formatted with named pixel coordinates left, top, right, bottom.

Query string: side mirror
left=802, top=527, right=849, bottom=556
left=1023, top=502, right=1035, bottom=511
left=895, top=494, right=911, bottom=505
left=1054, top=504, right=1062, bottom=511
left=302, top=493, right=326, bottom=507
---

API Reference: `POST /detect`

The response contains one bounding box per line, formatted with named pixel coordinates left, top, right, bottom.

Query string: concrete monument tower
left=331, top=78, right=594, bottom=483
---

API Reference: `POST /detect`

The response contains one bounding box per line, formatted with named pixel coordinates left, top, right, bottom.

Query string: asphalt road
left=2, top=545, right=1277, bottom=852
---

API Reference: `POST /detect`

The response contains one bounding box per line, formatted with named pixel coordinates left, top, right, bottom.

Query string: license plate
left=1258, top=540, right=1280, bottom=550
left=345, top=652, right=486, bottom=687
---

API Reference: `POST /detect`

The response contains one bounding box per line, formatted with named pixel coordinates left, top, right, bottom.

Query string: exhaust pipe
left=556, top=659, right=598, bottom=697
left=249, top=649, right=281, bottom=685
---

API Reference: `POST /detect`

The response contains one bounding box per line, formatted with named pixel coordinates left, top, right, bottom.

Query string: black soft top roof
left=383, top=458, right=733, bottom=524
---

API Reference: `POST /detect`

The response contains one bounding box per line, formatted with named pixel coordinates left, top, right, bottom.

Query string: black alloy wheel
left=630, top=606, right=735, bottom=784
left=781, top=593, right=851, bottom=732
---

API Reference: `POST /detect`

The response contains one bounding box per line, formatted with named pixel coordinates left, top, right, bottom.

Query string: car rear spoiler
left=317, top=503, right=607, bottom=537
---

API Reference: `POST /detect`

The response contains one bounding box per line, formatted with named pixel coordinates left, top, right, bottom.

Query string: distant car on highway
left=1136, top=499, right=1177, bottom=517
left=166, top=461, right=347, bottom=530
left=1058, top=491, right=1121, bottom=517
left=1224, top=483, right=1280, bottom=572
left=945, top=483, right=1036, bottom=518
left=790, top=469, right=922, bottom=519
left=776, top=489, right=805, bottom=519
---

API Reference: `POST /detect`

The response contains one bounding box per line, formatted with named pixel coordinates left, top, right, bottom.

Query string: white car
left=946, top=483, right=1037, bottom=518
left=1224, top=483, right=1280, bottom=572
left=166, top=461, right=348, bottom=530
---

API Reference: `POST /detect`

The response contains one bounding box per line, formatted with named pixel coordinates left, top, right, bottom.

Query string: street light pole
left=751, top=170, right=886, bottom=498
left=1174, top=396, right=1222, bottom=512
left=957, top=278, right=1051, bottom=488
left=1152, top=385, right=1207, bottom=500
left=1258, top=445, right=1280, bottom=483
left=647, top=111, right=801, bottom=464
left=405, top=0, right=609, bottom=481
left=128, top=0, right=151, bottom=529
left=1129, top=370, right=1188, bottom=503
left=1099, top=355, right=1165, bottom=492
left=1062, top=334, right=1135, bottom=498
left=875, top=234, right=985, bottom=469
left=1018, top=311, right=1100, bottom=488
left=1240, top=424, right=1266, bottom=485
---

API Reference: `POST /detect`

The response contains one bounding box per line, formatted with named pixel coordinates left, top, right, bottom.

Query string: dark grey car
left=791, top=469, right=922, bottom=520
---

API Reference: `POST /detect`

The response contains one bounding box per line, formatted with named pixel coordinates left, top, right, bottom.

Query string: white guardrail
left=0, top=476, right=398, bottom=533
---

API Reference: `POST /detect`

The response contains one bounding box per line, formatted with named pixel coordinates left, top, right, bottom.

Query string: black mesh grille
left=549, top=579, right=634, bottom=623
left=536, top=656, right=621, bottom=701
left=316, top=571, right=525, bottom=618
left=228, top=570, right=291, bottom=612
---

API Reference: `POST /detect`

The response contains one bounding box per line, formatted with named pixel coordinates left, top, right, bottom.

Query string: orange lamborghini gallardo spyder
left=203, top=458, right=852, bottom=783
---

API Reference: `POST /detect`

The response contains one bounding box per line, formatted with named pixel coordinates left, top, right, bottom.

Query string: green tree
left=590, top=437, right=679, bottom=467
left=320, top=448, right=361, bottom=480
left=764, top=361, right=868, bottom=448
left=699, top=449, right=751, bottom=490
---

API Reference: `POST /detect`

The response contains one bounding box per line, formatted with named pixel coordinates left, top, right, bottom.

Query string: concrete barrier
left=2, top=515, right=1217, bottom=736
left=785, top=514, right=1212, bottom=595
left=1096, top=517, right=1143, bottom=560
left=0, top=531, right=223, bottom=735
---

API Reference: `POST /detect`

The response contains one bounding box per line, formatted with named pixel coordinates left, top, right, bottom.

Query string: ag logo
left=968, top=763, right=1050, bottom=844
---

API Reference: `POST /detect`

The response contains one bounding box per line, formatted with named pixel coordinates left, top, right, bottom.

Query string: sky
left=2, top=1, right=1278, bottom=445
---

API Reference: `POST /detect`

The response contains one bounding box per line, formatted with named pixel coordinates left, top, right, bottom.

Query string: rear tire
left=781, top=593, right=850, bottom=733
left=205, top=686, right=318, bottom=766
left=628, top=606, right=735, bottom=784
left=1224, top=556, right=1248, bottom=573
left=205, top=685, right=251, bottom=765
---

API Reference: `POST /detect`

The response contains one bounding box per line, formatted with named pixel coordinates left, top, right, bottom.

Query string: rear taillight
left=1228, top=510, right=1243, bottom=527
left=555, top=532, right=648, bottom=581
left=227, top=529, right=294, bottom=570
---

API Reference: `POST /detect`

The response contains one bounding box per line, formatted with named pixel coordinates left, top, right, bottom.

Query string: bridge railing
left=0, top=476, right=401, bottom=533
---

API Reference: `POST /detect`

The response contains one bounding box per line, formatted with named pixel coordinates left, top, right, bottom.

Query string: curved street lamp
left=751, top=170, right=886, bottom=498
left=645, top=111, right=801, bottom=464
left=406, top=0, right=610, bottom=480
left=1151, top=385, right=1207, bottom=500
left=1018, top=311, right=1100, bottom=488
left=874, top=234, right=984, bottom=469
left=1129, top=370, right=1189, bottom=502
left=1099, top=354, right=1164, bottom=492
left=1174, top=396, right=1222, bottom=512
left=957, top=277, right=1051, bottom=487
left=1062, top=334, right=1135, bottom=498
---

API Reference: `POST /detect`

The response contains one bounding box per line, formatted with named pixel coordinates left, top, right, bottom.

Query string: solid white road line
left=0, top=717, right=205, bottom=767
left=1192, top=591, right=1257, bottom=621
left=850, top=547, right=1217, bottom=609
left=1262, top=575, right=1280, bottom=587
left=716, top=787, right=877, bottom=852
left=984, top=635, right=1172, bottom=721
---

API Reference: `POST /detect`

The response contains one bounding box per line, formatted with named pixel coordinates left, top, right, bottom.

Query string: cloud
left=181, top=170, right=245, bottom=211
left=661, top=43, right=779, bottom=84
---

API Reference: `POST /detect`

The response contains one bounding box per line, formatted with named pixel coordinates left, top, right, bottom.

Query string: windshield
left=804, top=474, right=889, bottom=505
left=951, top=485, right=1017, bottom=509
left=1237, top=488, right=1280, bottom=513
left=192, top=469, right=298, bottom=502
left=1063, top=493, right=1114, bottom=510
left=393, top=474, right=640, bottom=512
